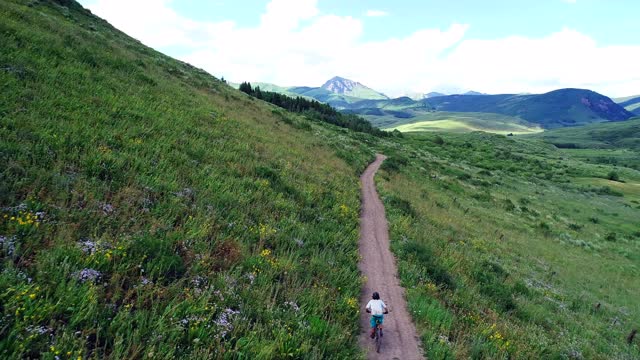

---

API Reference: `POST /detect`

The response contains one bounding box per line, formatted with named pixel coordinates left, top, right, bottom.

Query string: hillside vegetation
left=374, top=132, right=640, bottom=359
left=2, top=1, right=639, bottom=359
left=528, top=118, right=640, bottom=170
left=0, top=1, right=374, bottom=358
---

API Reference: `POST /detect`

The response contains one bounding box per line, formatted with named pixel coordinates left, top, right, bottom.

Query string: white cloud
left=366, top=10, right=388, bottom=17
left=81, top=0, right=640, bottom=97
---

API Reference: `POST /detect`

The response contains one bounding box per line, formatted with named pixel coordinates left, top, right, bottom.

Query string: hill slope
left=0, top=1, right=372, bottom=358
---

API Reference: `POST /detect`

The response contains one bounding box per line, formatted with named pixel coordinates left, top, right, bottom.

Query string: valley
left=1, top=1, right=639, bottom=359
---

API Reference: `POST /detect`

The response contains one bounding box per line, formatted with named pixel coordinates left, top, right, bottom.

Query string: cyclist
left=365, top=291, right=388, bottom=338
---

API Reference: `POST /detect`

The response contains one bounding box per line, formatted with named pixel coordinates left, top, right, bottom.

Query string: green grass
left=526, top=118, right=640, bottom=170
left=2, top=1, right=639, bottom=359
left=0, top=1, right=375, bottom=358
left=372, top=132, right=640, bottom=359
left=379, top=112, right=542, bottom=135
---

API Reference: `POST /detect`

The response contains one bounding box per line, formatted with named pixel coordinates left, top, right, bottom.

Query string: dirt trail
left=358, top=154, right=423, bottom=359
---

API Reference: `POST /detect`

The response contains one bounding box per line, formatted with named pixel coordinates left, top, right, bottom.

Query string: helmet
left=372, top=292, right=380, bottom=300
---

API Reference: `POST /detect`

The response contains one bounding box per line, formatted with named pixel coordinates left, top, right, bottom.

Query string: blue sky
left=79, top=0, right=640, bottom=97
left=169, top=0, right=639, bottom=46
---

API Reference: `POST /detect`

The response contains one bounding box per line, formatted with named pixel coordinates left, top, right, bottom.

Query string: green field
left=374, top=132, right=640, bottom=359
left=379, top=112, right=543, bottom=135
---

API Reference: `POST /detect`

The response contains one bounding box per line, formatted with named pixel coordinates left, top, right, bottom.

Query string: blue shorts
left=370, top=315, right=384, bottom=328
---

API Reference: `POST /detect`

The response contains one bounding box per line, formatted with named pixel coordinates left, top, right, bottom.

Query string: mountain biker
left=366, top=291, right=388, bottom=338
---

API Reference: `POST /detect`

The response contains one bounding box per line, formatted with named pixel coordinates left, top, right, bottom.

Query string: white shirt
left=366, top=299, right=387, bottom=316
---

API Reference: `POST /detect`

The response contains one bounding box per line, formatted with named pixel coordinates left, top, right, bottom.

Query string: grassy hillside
left=526, top=118, right=640, bottom=170
left=374, top=132, right=640, bottom=359
left=378, top=112, right=543, bottom=135
left=530, top=118, right=640, bottom=150
left=0, top=1, right=375, bottom=358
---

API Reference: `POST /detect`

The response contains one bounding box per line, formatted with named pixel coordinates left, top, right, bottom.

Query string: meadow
left=373, top=132, right=640, bottom=359
left=369, top=111, right=542, bottom=135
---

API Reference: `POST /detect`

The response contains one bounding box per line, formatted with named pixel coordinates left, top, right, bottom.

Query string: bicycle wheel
left=375, top=326, right=382, bottom=353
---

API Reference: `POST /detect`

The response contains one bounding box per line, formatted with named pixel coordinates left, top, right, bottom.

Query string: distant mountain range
left=235, top=76, right=635, bottom=129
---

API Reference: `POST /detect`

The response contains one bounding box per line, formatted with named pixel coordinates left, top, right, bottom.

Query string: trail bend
left=358, top=154, right=424, bottom=360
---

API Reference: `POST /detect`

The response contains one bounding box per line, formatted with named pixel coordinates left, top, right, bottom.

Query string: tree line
left=239, top=82, right=391, bottom=137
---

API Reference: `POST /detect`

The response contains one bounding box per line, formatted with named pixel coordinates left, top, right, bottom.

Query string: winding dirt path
left=358, top=154, right=424, bottom=359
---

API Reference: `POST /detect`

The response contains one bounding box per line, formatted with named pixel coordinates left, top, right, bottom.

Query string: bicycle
left=373, top=316, right=383, bottom=353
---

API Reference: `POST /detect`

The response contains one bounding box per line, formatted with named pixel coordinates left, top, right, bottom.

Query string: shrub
left=503, top=199, right=516, bottom=211
left=386, top=195, right=416, bottom=218
left=595, top=186, right=623, bottom=197
left=605, top=232, right=617, bottom=242
left=607, top=171, right=620, bottom=182
left=472, top=260, right=517, bottom=312
left=403, top=241, right=455, bottom=289
left=568, top=223, right=583, bottom=231
left=381, top=155, right=408, bottom=173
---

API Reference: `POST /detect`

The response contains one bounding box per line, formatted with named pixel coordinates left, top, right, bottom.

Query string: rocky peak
left=321, top=76, right=362, bottom=94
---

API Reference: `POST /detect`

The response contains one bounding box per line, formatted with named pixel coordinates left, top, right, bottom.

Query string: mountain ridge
left=242, top=78, right=634, bottom=129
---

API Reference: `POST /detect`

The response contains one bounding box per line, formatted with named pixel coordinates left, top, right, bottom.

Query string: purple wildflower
left=214, top=308, right=240, bottom=338
left=0, top=235, right=17, bottom=256
left=100, top=203, right=115, bottom=215
left=74, top=268, right=102, bottom=283
left=78, top=238, right=97, bottom=254
left=26, top=325, right=52, bottom=335
left=285, top=301, right=300, bottom=312
left=191, top=276, right=207, bottom=288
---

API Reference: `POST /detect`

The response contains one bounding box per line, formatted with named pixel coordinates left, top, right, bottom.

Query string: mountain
left=614, top=95, right=640, bottom=115
left=283, top=79, right=633, bottom=129
left=422, top=89, right=634, bottom=128
left=320, top=76, right=389, bottom=100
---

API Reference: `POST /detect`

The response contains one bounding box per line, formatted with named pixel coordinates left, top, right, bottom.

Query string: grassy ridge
left=380, top=112, right=542, bottom=135
left=374, top=133, right=640, bottom=358
left=0, top=1, right=375, bottom=358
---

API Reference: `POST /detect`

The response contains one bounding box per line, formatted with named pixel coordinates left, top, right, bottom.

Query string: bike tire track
left=358, top=154, right=424, bottom=359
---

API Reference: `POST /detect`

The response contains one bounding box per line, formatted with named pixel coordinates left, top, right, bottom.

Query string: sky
left=77, top=0, right=640, bottom=97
